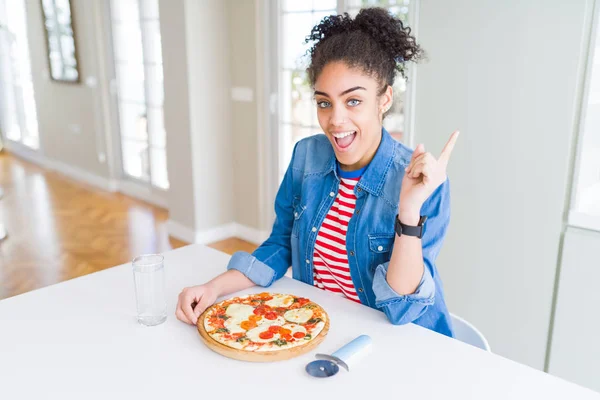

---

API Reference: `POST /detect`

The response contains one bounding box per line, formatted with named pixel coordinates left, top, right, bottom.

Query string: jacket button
left=350, top=251, right=354, bottom=256
left=358, top=288, right=364, bottom=293
left=306, top=259, right=310, bottom=264
left=329, top=192, right=335, bottom=197
left=357, top=187, right=362, bottom=192
left=378, top=245, right=383, bottom=251
left=355, top=209, right=360, bottom=215
left=312, top=227, right=317, bottom=232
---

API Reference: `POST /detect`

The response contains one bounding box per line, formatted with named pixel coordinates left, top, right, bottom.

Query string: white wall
left=24, top=0, right=111, bottom=180
left=414, top=0, right=593, bottom=369
left=160, top=0, right=197, bottom=234
left=161, top=0, right=235, bottom=242
left=184, top=0, right=234, bottom=232
left=548, top=227, right=600, bottom=391
left=228, top=0, right=261, bottom=231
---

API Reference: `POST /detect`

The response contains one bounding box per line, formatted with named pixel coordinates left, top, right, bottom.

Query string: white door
left=108, top=0, right=168, bottom=203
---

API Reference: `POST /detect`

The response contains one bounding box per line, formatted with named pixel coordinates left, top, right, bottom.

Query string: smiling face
left=314, top=61, right=393, bottom=171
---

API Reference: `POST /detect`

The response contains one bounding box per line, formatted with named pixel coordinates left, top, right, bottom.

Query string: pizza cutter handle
left=331, top=334, right=372, bottom=366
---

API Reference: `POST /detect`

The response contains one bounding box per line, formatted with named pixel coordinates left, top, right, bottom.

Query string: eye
left=317, top=101, right=331, bottom=109
left=347, top=99, right=361, bottom=107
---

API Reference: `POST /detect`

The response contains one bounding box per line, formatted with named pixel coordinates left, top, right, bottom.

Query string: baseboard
left=45, top=158, right=117, bottom=192
left=233, top=223, right=269, bottom=245
left=167, top=220, right=269, bottom=245
left=117, top=180, right=167, bottom=208
left=195, top=223, right=238, bottom=244
left=167, top=219, right=199, bottom=243
left=4, top=141, right=49, bottom=169
left=5, top=142, right=117, bottom=192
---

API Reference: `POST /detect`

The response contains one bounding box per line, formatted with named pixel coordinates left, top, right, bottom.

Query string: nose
left=329, top=103, right=348, bottom=127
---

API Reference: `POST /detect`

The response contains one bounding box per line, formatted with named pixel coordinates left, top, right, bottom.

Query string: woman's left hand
left=398, top=131, right=459, bottom=223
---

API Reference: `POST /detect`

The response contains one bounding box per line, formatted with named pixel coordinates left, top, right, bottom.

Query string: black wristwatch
left=395, top=214, right=427, bottom=239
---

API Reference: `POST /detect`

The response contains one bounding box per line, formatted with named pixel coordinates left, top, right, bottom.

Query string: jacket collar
left=327, top=127, right=395, bottom=197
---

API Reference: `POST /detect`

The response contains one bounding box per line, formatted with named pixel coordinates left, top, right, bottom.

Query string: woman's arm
left=387, top=132, right=458, bottom=295
left=385, top=212, right=426, bottom=295
left=225, top=141, right=300, bottom=286
left=176, top=141, right=303, bottom=325
left=371, top=132, right=457, bottom=325
left=372, top=181, right=450, bottom=324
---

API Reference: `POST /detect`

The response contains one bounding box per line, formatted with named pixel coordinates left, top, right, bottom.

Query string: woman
left=176, top=7, right=458, bottom=337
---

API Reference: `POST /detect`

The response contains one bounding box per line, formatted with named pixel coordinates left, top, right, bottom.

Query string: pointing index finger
left=439, top=130, right=460, bottom=166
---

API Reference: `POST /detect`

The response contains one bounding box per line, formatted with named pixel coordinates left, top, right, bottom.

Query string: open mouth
left=332, top=131, right=357, bottom=151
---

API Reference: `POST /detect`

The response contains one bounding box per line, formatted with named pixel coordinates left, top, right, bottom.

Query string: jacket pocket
left=368, top=234, right=395, bottom=273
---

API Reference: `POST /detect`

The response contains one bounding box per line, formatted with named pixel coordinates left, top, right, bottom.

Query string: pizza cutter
left=305, top=334, right=372, bottom=378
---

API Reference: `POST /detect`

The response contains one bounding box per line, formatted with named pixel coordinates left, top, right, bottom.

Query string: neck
left=338, top=126, right=383, bottom=171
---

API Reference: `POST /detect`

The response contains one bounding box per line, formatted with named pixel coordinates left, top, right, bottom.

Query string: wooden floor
left=0, top=151, right=257, bottom=300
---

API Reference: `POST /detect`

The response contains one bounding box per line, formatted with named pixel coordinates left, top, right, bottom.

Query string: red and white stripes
left=313, top=176, right=361, bottom=303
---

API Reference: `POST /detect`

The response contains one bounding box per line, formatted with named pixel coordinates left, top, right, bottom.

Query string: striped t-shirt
left=313, top=165, right=366, bottom=303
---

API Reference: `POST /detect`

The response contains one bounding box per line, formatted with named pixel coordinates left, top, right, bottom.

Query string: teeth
left=332, top=131, right=355, bottom=138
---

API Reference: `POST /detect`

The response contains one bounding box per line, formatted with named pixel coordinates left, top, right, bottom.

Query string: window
left=0, top=0, right=40, bottom=149
left=569, top=5, right=600, bottom=230
left=276, top=0, right=416, bottom=178
left=41, top=0, right=79, bottom=82
left=110, top=0, right=168, bottom=190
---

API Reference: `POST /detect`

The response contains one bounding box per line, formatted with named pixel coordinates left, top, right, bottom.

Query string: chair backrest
left=450, top=313, right=491, bottom=352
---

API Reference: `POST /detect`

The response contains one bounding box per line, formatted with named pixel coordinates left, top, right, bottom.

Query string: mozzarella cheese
left=283, top=308, right=313, bottom=324
left=225, top=303, right=255, bottom=320
left=224, top=317, right=246, bottom=334
left=265, top=294, right=294, bottom=308
left=283, top=323, right=307, bottom=335
left=256, top=315, right=285, bottom=327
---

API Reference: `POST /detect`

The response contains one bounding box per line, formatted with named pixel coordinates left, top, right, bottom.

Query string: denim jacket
left=227, top=128, right=453, bottom=337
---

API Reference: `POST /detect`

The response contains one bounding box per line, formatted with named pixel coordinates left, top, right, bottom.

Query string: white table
left=0, top=244, right=597, bottom=399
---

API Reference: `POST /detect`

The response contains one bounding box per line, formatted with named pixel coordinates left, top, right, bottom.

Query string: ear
left=379, top=84, right=394, bottom=115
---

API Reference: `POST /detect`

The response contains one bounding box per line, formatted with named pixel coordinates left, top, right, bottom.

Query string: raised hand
left=399, top=131, right=459, bottom=220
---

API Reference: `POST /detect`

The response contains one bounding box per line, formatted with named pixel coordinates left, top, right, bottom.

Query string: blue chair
left=451, top=313, right=491, bottom=352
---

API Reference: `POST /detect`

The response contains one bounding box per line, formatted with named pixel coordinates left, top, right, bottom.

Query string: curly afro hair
left=305, top=7, right=423, bottom=95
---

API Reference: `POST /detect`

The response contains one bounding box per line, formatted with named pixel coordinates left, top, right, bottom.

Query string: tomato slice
left=279, top=328, right=292, bottom=336
left=259, top=331, right=274, bottom=340
left=253, top=305, right=272, bottom=316
left=264, top=311, right=278, bottom=320
left=293, top=332, right=306, bottom=339
left=248, top=314, right=262, bottom=322
left=282, top=334, right=292, bottom=341
left=297, top=298, right=310, bottom=306
left=267, top=325, right=281, bottom=333
left=240, top=320, right=256, bottom=330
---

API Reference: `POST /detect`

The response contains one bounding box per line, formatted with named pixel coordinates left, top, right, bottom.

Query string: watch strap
left=395, top=214, right=427, bottom=239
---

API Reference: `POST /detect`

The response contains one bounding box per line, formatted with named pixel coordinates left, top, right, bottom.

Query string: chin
left=333, top=151, right=361, bottom=169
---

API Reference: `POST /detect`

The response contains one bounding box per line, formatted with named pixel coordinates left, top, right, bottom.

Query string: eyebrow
left=314, top=86, right=366, bottom=97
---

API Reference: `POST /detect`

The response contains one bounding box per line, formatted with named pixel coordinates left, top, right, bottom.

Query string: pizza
left=199, top=292, right=328, bottom=354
